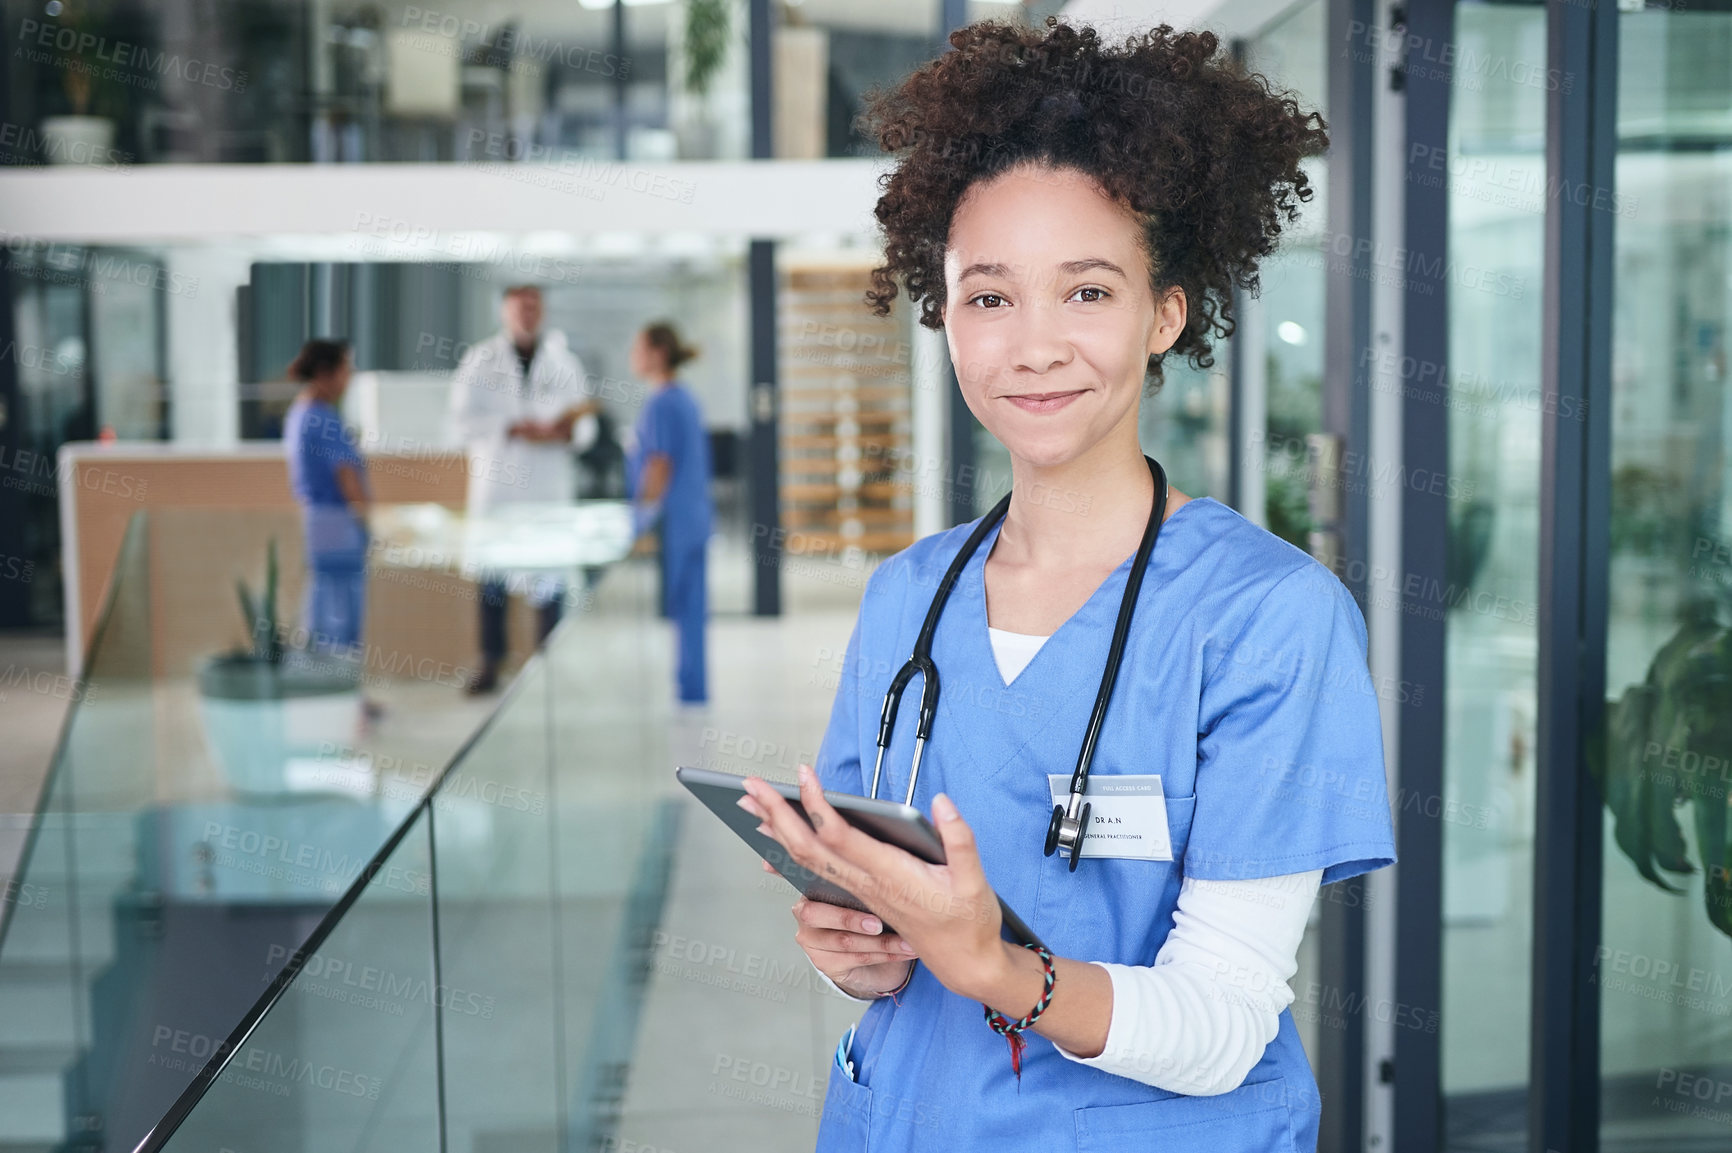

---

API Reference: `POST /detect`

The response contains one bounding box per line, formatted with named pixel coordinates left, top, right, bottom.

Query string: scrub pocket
left=1073, top=1075, right=1297, bottom=1153
left=1164, top=793, right=1198, bottom=859
left=816, top=1057, right=873, bottom=1152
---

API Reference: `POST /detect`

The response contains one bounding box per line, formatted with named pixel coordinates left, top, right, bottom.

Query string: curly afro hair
left=859, top=17, right=1327, bottom=390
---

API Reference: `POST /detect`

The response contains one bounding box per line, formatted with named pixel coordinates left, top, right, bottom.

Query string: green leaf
left=1603, top=604, right=1732, bottom=939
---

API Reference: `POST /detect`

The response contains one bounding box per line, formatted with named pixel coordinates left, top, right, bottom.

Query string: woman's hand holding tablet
left=739, top=763, right=1013, bottom=1007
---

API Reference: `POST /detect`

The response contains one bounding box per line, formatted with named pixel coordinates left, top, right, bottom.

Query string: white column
left=910, top=320, right=948, bottom=540
left=1236, top=290, right=1268, bottom=527
left=165, top=249, right=250, bottom=445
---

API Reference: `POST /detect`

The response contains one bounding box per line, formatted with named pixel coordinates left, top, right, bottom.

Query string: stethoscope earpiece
left=872, top=457, right=1170, bottom=873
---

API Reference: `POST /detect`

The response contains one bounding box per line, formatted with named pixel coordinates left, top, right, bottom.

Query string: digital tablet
left=676, top=766, right=1046, bottom=951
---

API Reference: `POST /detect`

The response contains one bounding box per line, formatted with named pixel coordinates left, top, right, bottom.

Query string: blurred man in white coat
left=446, top=284, right=596, bottom=694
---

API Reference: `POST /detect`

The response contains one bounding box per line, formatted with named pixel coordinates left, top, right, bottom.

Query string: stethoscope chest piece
left=1045, top=802, right=1090, bottom=872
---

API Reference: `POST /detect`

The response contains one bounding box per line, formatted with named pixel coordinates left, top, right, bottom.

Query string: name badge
left=1045, top=774, right=1173, bottom=861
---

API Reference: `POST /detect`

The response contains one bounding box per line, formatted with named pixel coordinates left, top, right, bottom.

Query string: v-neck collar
left=967, top=495, right=1212, bottom=688
left=966, top=515, right=1135, bottom=690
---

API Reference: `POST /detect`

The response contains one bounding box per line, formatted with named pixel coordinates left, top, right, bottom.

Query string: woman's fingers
left=793, top=897, right=880, bottom=934
left=743, top=774, right=872, bottom=893
left=796, top=928, right=917, bottom=965
left=793, top=900, right=917, bottom=957
left=796, top=924, right=916, bottom=956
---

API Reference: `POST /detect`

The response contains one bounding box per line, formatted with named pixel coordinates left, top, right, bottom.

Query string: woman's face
left=630, top=332, right=665, bottom=380
left=941, top=162, right=1184, bottom=472
left=314, top=352, right=352, bottom=399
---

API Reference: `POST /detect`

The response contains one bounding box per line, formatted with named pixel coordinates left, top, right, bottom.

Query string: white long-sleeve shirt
left=813, top=627, right=1323, bottom=1095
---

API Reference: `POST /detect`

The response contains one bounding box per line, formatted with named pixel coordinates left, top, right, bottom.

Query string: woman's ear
left=1148, top=287, right=1187, bottom=357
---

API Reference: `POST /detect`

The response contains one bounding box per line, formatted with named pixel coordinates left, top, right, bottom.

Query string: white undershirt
left=987, top=626, right=1050, bottom=684
left=818, top=629, right=1322, bottom=1094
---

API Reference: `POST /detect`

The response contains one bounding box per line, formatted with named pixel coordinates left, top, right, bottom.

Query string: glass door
left=1598, top=6, right=1732, bottom=1146
left=1441, top=4, right=1548, bottom=1147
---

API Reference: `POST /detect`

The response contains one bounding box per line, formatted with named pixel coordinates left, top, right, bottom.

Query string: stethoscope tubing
left=871, top=456, right=1171, bottom=860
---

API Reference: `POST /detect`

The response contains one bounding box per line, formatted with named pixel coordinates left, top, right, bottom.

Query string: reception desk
left=58, top=443, right=631, bottom=681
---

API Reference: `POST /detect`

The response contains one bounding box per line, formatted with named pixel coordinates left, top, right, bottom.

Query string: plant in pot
left=675, top=0, right=733, bottom=158
left=39, top=0, right=128, bottom=165
left=196, top=539, right=363, bottom=795
left=1594, top=595, right=1732, bottom=937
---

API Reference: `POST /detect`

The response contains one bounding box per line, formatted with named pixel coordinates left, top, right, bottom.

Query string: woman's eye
left=1072, top=286, right=1109, bottom=303
left=969, top=293, right=1007, bottom=309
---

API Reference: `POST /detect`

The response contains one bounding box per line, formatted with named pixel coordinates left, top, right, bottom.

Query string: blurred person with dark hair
left=626, top=320, right=713, bottom=705
left=282, top=339, right=381, bottom=719
left=446, top=285, right=596, bottom=694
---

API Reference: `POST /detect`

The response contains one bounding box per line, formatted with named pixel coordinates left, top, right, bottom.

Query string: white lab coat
left=445, top=329, right=588, bottom=515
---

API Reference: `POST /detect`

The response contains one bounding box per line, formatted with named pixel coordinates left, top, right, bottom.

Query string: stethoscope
left=868, top=455, right=1170, bottom=871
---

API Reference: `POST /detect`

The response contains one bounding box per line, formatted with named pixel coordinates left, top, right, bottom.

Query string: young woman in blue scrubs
left=626, top=321, right=714, bottom=704
left=737, top=18, right=1396, bottom=1152
left=282, top=339, right=370, bottom=654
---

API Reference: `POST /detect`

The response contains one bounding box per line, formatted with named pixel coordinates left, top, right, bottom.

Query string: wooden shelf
left=779, top=262, right=918, bottom=556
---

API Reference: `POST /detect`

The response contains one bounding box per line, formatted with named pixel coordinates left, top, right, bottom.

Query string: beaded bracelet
left=981, top=943, right=1056, bottom=1081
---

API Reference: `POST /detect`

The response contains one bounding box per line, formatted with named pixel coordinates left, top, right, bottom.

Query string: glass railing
left=92, top=509, right=675, bottom=1152
left=136, top=645, right=681, bottom=1153
left=0, top=515, right=154, bottom=1150
left=0, top=503, right=666, bottom=1152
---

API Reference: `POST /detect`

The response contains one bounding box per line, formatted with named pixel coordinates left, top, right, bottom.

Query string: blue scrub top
left=813, top=497, right=1396, bottom=1153
left=628, top=382, right=713, bottom=549
left=284, top=396, right=369, bottom=569
left=284, top=396, right=367, bottom=506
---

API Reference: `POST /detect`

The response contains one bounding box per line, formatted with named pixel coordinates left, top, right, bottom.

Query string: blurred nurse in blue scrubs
left=282, top=339, right=372, bottom=668
left=626, top=321, right=713, bottom=705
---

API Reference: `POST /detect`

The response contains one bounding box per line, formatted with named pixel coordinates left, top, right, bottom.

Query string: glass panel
left=1, top=0, right=751, bottom=163
left=1245, top=0, right=1327, bottom=549
left=0, top=500, right=486, bottom=1150
left=0, top=515, right=150, bottom=1148
left=786, top=0, right=944, bottom=160
left=1442, top=3, right=1548, bottom=1147
left=1598, top=7, right=1732, bottom=1145
left=154, top=813, right=440, bottom=1151
left=103, top=516, right=658, bottom=1150
left=544, top=561, right=679, bottom=1148
left=430, top=653, right=562, bottom=1148
left=1237, top=0, right=1330, bottom=1073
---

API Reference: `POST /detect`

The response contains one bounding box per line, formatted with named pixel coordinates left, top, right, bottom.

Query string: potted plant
left=39, top=0, right=127, bottom=165
left=675, top=0, right=733, bottom=159
left=196, top=540, right=363, bottom=794
left=1594, top=596, right=1732, bottom=936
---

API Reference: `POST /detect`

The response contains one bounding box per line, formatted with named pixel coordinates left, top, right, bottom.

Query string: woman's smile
left=1002, top=388, right=1089, bottom=414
